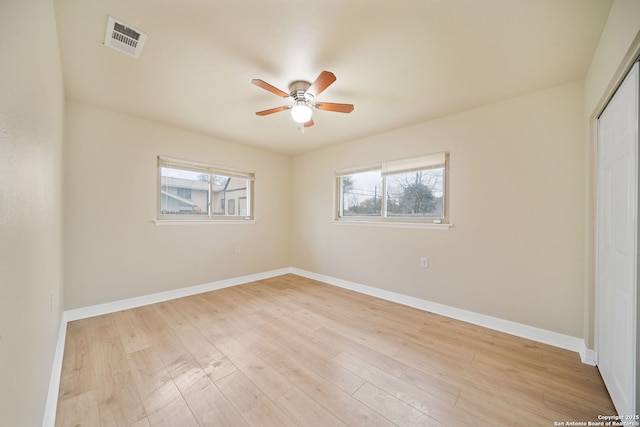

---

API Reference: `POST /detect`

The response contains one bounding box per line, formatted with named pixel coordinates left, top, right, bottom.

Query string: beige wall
left=291, top=81, right=586, bottom=337
left=0, top=0, right=65, bottom=425
left=64, top=102, right=291, bottom=309
left=582, top=0, right=640, bottom=348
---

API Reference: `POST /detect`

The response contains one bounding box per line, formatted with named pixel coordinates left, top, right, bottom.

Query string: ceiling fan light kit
left=291, top=102, right=312, bottom=123
left=252, top=71, right=354, bottom=131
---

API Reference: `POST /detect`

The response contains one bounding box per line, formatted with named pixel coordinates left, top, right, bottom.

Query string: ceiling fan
left=251, top=71, right=354, bottom=130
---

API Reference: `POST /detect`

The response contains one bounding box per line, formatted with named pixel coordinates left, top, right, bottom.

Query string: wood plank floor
left=56, top=274, right=615, bottom=426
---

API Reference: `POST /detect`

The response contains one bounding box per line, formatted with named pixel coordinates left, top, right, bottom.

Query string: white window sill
left=154, top=219, right=256, bottom=226
left=332, top=220, right=452, bottom=230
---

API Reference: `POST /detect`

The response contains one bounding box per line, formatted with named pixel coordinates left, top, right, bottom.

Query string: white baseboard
left=42, top=315, right=68, bottom=427
left=290, top=268, right=596, bottom=366
left=45, top=266, right=597, bottom=426
left=579, top=343, right=598, bottom=366
left=64, top=268, right=290, bottom=322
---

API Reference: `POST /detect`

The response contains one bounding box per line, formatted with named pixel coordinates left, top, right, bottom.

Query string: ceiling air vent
left=104, top=16, right=147, bottom=58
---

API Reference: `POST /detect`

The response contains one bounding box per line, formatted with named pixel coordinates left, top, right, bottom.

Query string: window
left=158, top=156, right=254, bottom=221
left=336, top=152, right=448, bottom=224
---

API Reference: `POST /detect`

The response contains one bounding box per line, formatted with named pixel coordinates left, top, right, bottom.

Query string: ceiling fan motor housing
left=289, top=80, right=313, bottom=102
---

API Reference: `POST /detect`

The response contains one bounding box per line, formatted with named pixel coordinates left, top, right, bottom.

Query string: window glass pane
left=341, top=170, right=383, bottom=216
left=160, top=167, right=210, bottom=215
left=386, top=168, right=444, bottom=218
left=212, top=175, right=249, bottom=216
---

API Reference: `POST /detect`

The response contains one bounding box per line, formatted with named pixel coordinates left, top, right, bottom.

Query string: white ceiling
left=53, top=0, right=612, bottom=156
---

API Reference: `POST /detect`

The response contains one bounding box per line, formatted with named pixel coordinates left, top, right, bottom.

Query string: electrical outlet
left=235, top=245, right=241, bottom=254
left=420, top=257, right=429, bottom=268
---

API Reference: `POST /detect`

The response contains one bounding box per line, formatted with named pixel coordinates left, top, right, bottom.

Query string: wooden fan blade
left=256, top=106, right=289, bottom=116
left=304, top=118, right=314, bottom=127
left=306, top=71, right=336, bottom=98
left=251, top=79, right=290, bottom=98
left=314, top=102, right=354, bottom=113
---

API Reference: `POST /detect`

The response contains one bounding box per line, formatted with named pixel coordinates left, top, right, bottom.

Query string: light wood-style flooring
left=56, top=274, right=615, bottom=426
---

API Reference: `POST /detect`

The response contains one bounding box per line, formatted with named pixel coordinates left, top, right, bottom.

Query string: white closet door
left=597, top=60, right=638, bottom=416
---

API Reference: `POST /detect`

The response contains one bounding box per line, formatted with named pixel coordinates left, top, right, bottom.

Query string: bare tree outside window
left=386, top=169, right=443, bottom=217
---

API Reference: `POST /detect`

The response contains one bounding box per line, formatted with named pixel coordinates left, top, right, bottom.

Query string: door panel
left=597, top=61, right=638, bottom=417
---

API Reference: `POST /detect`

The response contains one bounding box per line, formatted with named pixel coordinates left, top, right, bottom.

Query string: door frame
left=595, top=58, right=639, bottom=416
left=590, top=36, right=640, bottom=413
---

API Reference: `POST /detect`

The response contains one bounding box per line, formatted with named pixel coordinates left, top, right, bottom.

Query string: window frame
left=335, top=152, right=449, bottom=226
left=157, top=156, right=255, bottom=222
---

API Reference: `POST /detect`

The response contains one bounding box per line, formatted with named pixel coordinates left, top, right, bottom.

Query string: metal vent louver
left=104, top=16, right=147, bottom=58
